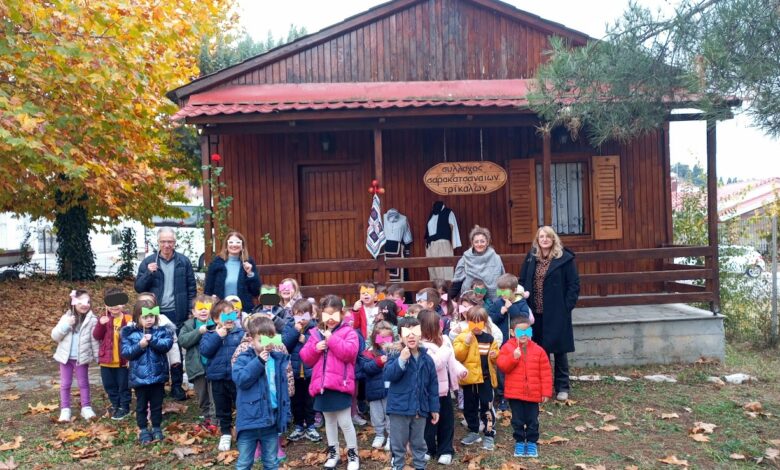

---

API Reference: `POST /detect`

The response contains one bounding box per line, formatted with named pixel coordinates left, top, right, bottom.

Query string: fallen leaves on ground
left=288, top=451, right=327, bottom=467
left=70, top=446, right=99, bottom=460
left=743, top=401, right=763, bottom=412
left=0, top=394, right=20, bottom=401
left=172, top=447, right=199, bottom=460
left=575, top=464, right=607, bottom=470
left=599, top=424, right=620, bottom=432
left=87, top=423, right=118, bottom=444
left=661, top=413, right=679, bottom=419
left=690, top=433, right=710, bottom=442
left=729, top=453, right=746, bottom=460
left=499, top=463, right=528, bottom=470
left=25, top=401, right=58, bottom=415
left=56, top=428, right=90, bottom=443
left=602, top=414, right=617, bottom=423
left=0, top=457, right=18, bottom=470
left=539, top=435, right=569, bottom=445
left=216, top=450, right=239, bottom=465
left=658, top=454, right=689, bottom=466
left=162, top=402, right=188, bottom=415
left=690, top=422, right=717, bottom=434
left=358, top=448, right=390, bottom=462
left=0, top=356, right=17, bottom=364
left=0, top=437, right=23, bottom=451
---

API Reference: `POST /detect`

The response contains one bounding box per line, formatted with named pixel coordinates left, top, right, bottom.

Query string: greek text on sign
left=423, top=161, right=508, bottom=196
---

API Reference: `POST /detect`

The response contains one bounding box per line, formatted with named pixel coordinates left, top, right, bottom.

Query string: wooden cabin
left=168, top=0, right=720, bottom=311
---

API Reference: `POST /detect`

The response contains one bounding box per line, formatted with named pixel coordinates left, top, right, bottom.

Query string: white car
left=676, top=245, right=766, bottom=278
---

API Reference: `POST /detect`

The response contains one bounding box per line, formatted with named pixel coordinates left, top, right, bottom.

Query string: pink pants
left=59, top=359, right=91, bottom=409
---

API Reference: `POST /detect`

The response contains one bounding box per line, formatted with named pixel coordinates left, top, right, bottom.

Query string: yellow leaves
left=56, top=428, right=90, bottom=443
left=0, top=394, right=20, bottom=401
left=15, top=114, right=43, bottom=133
left=0, top=356, right=17, bottom=364
left=26, top=401, right=58, bottom=415
left=0, top=436, right=23, bottom=451
left=658, top=455, right=689, bottom=466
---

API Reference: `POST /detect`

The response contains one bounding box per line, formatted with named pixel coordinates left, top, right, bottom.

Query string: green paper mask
left=496, top=289, right=512, bottom=298
left=260, top=334, right=283, bottom=347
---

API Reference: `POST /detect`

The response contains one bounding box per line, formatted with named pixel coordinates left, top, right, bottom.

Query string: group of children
left=52, top=273, right=554, bottom=469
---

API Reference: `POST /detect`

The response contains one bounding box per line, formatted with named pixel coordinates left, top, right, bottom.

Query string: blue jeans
left=236, top=426, right=278, bottom=470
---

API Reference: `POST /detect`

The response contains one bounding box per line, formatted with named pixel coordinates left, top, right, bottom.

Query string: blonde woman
left=518, top=226, right=580, bottom=401
left=204, top=231, right=261, bottom=314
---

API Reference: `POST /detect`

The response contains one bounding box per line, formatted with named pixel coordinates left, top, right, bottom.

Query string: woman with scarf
left=448, top=226, right=505, bottom=300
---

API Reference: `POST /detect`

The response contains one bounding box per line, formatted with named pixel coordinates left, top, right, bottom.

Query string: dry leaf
left=625, top=466, right=639, bottom=470
left=729, top=453, right=746, bottom=460
left=566, top=413, right=581, bottom=421
left=575, top=465, right=607, bottom=470
left=538, top=435, right=569, bottom=445
left=298, top=452, right=327, bottom=466
left=690, top=433, right=710, bottom=442
left=602, top=414, right=617, bottom=423
left=0, top=457, right=18, bottom=470
left=690, top=422, right=717, bottom=434
left=765, top=448, right=779, bottom=461
left=645, top=407, right=656, bottom=412
left=0, top=356, right=17, bottom=364
left=26, top=401, right=58, bottom=415
left=743, top=401, right=763, bottom=412
left=499, top=463, right=528, bottom=470
left=0, top=437, right=23, bottom=451
left=466, top=454, right=484, bottom=470
left=658, top=455, right=689, bottom=466
left=162, top=402, right=188, bottom=415
left=600, top=424, right=620, bottom=432
left=70, top=447, right=99, bottom=460
left=56, top=428, right=90, bottom=443
left=0, top=394, right=19, bottom=401
left=574, top=425, right=587, bottom=432
left=661, top=413, right=679, bottom=419
left=87, top=423, right=118, bottom=443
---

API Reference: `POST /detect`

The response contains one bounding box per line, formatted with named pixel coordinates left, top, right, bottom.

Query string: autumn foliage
left=0, top=0, right=234, bottom=223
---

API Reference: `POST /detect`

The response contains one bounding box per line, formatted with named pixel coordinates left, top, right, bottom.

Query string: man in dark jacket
left=135, top=227, right=197, bottom=400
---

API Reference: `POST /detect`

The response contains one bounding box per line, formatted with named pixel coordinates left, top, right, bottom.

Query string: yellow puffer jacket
left=453, top=331, right=499, bottom=387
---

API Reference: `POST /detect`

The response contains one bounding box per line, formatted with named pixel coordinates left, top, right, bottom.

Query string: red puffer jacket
left=497, top=338, right=553, bottom=403
left=92, top=313, right=133, bottom=367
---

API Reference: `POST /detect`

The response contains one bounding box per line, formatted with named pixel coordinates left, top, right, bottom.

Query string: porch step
left=570, top=303, right=725, bottom=367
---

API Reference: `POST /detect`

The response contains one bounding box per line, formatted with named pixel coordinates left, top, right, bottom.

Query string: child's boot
left=152, top=427, right=164, bottom=441
left=324, top=445, right=340, bottom=469
left=138, top=429, right=153, bottom=446
left=58, top=408, right=71, bottom=422
left=513, top=442, right=526, bottom=457
left=526, top=442, right=538, bottom=458
left=346, top=448, right=359, bottom=470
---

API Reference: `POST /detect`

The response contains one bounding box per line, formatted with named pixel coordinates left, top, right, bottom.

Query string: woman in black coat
left=204, top=231, right=261, bottom=313
left=519, top=226, right=580, bottom=401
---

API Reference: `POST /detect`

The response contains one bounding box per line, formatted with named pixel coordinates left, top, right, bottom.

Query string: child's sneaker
left=138, top=429, right=153, bottom=446
left=151, top=427, right=164, bottom=441
left=384, top=438, right=390, bottom=451
left=461, top=431, right=482, bottom=446
left=371, top=435, right=385, bottom=449
left=57, top=408, right=71, bottom=422
left=111, top=408, right=129, bottom=421
left=482, top=436, right=495, bottom=451
left=80, top=406, right=96, bottom=421
left=438, top=454, right=453, bottom=465
left=304, top=426, right=321, bottom=442
left=217, top=434, right=231, bottom=451
left=513, top=442, right=526, bottom=457
left=526, top=442, right=539, bottom=458
left=346, top=448, right=359, bottom=470
left=288, top=425, right=305, bottom=441
left=324, top=445, right=340, bottom=469
left=352, top=413, right=367, bottom=426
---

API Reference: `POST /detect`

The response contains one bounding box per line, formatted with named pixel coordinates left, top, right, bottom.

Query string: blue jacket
left=204, top=256, right=261, bottom=313
left=232, top=348, right=291, bottom=434
left=253, top=305, right=292, bottom=335
left=121, top=324, right=174, bottom=388
left=200, top=326, right=245, bottom=381
left=134, top=251, right=196, bottom=326
left=358, top=349, right=388, bottom=402
left=384, top=347, right=440, bottom=417
left=281, top=319, right=317, bottom=380
left=488, top=298, right=531, bottom=345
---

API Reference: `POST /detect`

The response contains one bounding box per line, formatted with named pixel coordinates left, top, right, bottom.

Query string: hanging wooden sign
left=423, top=161, right=508, bottom=196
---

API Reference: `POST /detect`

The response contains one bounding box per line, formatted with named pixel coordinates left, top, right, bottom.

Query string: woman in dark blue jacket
left=204, top=231, right=261, bottom=314
left=121, top=300, right=174, bottom=445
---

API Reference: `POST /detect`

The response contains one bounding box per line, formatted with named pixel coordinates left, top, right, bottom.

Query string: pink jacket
left=422, top=336, right=468, bottom=397
left=300, top=324, right=359, bottom=397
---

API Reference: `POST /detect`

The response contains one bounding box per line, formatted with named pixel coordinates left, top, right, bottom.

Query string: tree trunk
left=55, top=203, right=96, bottom=281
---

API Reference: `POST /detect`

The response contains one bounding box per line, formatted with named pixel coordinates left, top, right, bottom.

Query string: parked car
left=676, top=245, right=766, bottom=278
left=147, top=205, right=206, bottom=271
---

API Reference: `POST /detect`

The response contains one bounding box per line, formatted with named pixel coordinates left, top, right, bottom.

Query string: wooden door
left=299, top=164, right=370, bottom=286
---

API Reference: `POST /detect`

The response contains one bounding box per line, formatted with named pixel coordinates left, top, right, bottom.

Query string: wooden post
left=706, top=121, right=720, bottom=314
left=373, top=128, right=387, bottom=284
left=542, top=132, right=552, bottom=226
left=200, top=134, right=214, bottom=264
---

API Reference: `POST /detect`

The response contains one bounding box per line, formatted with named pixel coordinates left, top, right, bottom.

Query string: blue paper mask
left=514, top=326, right=533, bottom=338
left=220, top=311, right=239, bottom=323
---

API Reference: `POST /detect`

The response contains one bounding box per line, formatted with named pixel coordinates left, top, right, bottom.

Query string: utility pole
left=771, top=214, right=778, bottom=346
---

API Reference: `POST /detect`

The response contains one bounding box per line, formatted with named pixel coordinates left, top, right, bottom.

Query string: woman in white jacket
left=51, top=290, right=99, bottom=422
left=419, top=309, right=467, bottom=466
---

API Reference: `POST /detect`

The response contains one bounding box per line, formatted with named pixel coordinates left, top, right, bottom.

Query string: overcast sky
left=237, top=0, right=780, bottom=180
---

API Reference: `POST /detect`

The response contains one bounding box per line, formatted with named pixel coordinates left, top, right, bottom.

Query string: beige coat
left=51, top=311, right=99, bottom=365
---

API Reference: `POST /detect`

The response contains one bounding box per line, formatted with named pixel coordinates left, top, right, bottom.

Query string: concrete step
left=571, top=303, right=725, bottom=367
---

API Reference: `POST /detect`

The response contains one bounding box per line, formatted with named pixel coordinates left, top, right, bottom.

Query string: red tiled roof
left=171, top=79, right=535, bottom=121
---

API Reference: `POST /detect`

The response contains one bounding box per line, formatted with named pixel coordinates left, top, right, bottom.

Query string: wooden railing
left=256, top=246, right=718, bottom=309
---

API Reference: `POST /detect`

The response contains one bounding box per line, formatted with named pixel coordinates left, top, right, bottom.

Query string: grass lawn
left=0, top=278, right=778, bottom=469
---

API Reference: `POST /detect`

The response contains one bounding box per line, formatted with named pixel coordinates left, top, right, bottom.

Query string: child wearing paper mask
left=282, top=299, right=321, bottom=443
left=496, top=317, right=552, bottom=459
left=453, top=307, right=500, bottom=451
left=278, top=278, right=302, bottom=311
left=358, top=321, right=396, bottom=450
left=136, top=292, right=183, bottom=390
left=448, top=292, right=503, bottom=345
left=471, top=279, right=494, bottom=310
left=52, top=289, right=99, bottom=422
left=232, top=315, right=292, bottom=470
left=352, top=282, right=379, bottom=339
left=92, top=288, right=133, bottom=421
left=120, top=298, right=175, bottom=445
left=178, top=294, right=218, bottom=430
left=384, top=317, right=440, bottom=470
left=300, top=295, right=361, bottom=470
left=200, top=300, right=245, bottom=452
left=253, top=286, right=290, bottom=334
left=418, top=287, right=451, bottom=337
left=387, top=284, right=408, bottom=317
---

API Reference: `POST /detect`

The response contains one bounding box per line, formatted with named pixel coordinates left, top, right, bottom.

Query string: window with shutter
left=591, top=155, right=623, bottom=240
left=507, top=159, right=538, bottom=244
